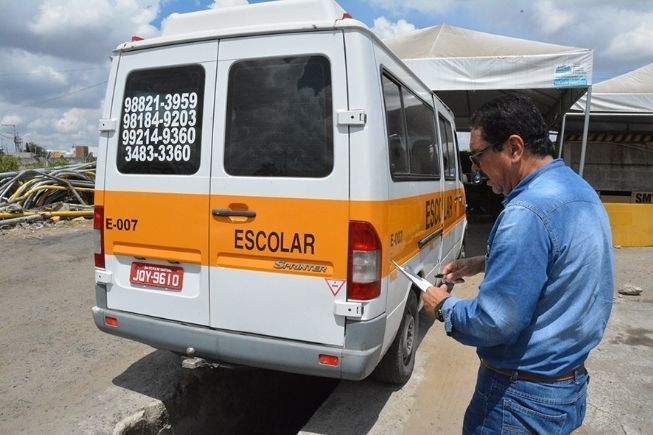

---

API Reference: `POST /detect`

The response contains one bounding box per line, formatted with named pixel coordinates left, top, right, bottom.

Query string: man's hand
left=423, top=284, right=452, bottom=319
left=441, top=255, right=486, bottom=283
left=424, top=256, right=486, bottom=320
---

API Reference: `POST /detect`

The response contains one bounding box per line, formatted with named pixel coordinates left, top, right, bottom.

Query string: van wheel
left=373, top=290, right=418, bottom=385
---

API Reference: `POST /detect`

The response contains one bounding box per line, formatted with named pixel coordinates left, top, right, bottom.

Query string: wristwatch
left=434, top=277, right=454, bottom=322
left=434, top=297, right=448, bottom=322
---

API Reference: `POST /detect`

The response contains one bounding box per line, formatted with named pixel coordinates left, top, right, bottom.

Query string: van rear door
left=209, top=32, right=350, bottom=346
left=102, top=42, right=217, bottom=325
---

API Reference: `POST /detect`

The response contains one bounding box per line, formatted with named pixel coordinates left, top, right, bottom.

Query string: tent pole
left=558, top=113, right=567, bottom=159
left=578, top=86, right=592, bottom=177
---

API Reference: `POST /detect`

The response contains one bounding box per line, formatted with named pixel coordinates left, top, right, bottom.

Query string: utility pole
left=1, top=124, right=22, bottom=153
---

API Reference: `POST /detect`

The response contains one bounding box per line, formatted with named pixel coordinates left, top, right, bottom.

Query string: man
left=424, top=94, right=614, bottom=434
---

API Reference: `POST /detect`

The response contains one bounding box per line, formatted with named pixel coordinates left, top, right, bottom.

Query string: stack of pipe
left=0, top=163, right=95, bottom=227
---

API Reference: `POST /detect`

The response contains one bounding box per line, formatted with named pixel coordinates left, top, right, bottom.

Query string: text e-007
left=105, top=218, right=139, bottom=231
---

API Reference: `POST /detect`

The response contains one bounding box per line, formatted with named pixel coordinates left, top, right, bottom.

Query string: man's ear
left=508, top=134, right=524, bottom=159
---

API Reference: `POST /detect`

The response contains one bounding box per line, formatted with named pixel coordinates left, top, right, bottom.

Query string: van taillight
left=347, top=221, right=381, bottom=300
left=94, top=206, right=105, bottom=269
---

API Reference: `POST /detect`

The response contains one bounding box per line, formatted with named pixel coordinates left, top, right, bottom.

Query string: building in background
left=75, top=145, right=89, bottom=160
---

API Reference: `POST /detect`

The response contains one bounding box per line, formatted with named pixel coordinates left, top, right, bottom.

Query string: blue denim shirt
left=442, top=159, right=614, bottom=376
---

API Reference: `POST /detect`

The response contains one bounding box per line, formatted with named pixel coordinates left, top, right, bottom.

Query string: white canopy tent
left=570, top=62, right=653, bottom=113
left=560, top=62, right=653, bottom=191
left=564, top=63, right=653, bottom=145
left=383, top=24, right=593, bottom=156
left=563, top=62, right=653, bottom=167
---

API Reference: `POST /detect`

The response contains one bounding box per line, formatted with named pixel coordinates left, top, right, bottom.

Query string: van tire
left=372, top=290, right=418, bottom=385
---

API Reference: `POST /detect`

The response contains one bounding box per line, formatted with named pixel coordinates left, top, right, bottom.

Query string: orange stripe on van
left=98, top=190, right=209, bottom=264
left=210, top=194, right=349, bottom=276
left=351, top=187, right=466, bottom=274
left=97, top=188, right=465, bottom=276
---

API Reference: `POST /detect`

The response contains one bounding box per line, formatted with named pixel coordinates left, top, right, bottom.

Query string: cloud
left=0, top=49, right=99, bottom=107
left=0, top=1, right=165, bottom=151
left=364, top=0, right=456, bottom=16
left=22, top=106, right=100, bottom=148
left=604, top=23, right=653, bottom=62
left=26, top=0, right=161, bottom=63
left=533, top=0, right=574, bottom=35
left=1, top=115, right=24, bottom=127
left=525, top=2, right=653, bottom=78
left=372, top=17, right=417, bottom=39
left=55, top=108, right=87, bottom=134
left=209, top=0, right=249, bottom=8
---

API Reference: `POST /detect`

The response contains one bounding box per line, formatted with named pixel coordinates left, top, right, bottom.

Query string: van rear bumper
left=92, top=305, right=385, bottom=381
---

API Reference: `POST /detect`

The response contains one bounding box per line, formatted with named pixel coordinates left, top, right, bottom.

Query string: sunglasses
left=469, top=145, right=491, bottom=167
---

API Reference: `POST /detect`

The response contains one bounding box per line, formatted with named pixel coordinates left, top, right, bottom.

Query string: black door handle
left=212, top=209, right=256, bottom=218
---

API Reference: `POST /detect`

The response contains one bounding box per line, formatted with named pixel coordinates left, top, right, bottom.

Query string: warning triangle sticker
left=325, top=279, right=345, bottom=296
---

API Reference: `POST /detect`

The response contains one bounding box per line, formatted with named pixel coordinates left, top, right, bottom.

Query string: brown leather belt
left=481, top=359, right=586, bottom=383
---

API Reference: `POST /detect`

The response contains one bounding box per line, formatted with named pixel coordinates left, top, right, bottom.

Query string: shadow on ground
left=112, top=350, right=338, bottom=434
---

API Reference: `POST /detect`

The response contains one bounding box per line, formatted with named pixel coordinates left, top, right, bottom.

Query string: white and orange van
left=92, top=0, right=466, bottom=385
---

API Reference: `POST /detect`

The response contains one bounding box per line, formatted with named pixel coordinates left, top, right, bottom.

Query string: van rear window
left=224, top=56, right=333, bottom=177
left=117, top=65, right=204, bottom=174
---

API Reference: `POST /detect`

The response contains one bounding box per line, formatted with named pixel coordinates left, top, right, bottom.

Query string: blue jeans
left=463, top=364, right=589, bottom=434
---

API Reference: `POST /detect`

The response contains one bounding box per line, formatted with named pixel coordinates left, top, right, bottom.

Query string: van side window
left=438, top=115, right=457, bottom=180
left=382, top=74, right=440, bottom=180
left=117, top=65, right=204, bottom=175
left=224, top=55, right=333, bottom=177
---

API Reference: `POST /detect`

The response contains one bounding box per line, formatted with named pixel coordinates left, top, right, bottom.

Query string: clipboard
left=391, top=260, right=434, bottom=293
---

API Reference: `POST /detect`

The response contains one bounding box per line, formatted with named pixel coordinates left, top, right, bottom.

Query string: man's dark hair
left=470, top=94, right=553, bottom=156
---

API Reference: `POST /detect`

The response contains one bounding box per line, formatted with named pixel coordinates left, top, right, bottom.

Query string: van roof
left=164, top=0, right=353, bottom=36
left=118, top=0, right=367, bottom=51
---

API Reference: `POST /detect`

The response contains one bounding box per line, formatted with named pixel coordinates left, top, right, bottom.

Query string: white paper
left=391, top=260, right=434, bottom=293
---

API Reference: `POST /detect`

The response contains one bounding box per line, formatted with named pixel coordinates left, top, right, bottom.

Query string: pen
left=436, top=273, right=465, bottom=284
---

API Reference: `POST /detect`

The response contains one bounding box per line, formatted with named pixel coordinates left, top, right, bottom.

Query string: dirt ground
left=0, top=218, right=156, bottom=435
left=1, top=218, right=650, bottom=434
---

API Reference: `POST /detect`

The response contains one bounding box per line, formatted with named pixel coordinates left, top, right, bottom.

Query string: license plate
left=130, top=262, right=183, bottom=291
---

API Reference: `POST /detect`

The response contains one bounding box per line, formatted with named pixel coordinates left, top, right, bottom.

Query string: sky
left=1, top=0, right=652, bottom=155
